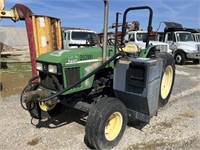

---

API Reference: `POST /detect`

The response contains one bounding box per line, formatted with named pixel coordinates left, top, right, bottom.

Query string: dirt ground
left=0, top=63, right=200, bottom=150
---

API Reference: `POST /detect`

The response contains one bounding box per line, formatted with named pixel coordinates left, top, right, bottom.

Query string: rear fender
left=139, top=45, right=157, bottom=58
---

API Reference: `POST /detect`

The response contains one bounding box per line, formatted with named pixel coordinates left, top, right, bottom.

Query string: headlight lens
left=36, top=62, right=43, bottom=71
left=48, top=65, right=57, bottom=73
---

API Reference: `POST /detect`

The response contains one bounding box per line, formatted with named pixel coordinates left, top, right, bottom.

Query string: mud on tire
left=21, top=84, right=62, bottom=119
left=26, top=101, right=62, bottom=119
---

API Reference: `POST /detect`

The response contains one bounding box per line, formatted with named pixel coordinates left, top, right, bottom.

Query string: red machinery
left=0, top=0, right=62, bottom=78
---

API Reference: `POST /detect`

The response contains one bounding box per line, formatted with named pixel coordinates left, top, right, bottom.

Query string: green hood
left=37, top=47, right=103, bottom=65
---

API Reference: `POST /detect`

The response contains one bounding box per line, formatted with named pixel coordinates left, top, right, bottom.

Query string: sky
left=0, top=0, right=200, bottom=33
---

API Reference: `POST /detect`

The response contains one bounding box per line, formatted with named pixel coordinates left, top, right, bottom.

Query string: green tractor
left=21, top=2, right=175, bottom=149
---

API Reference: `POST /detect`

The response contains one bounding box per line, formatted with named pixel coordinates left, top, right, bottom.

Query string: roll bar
left=121, top=6, right=153, bottom=48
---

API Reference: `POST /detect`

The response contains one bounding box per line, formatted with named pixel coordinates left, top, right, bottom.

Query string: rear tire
left=85, top=97, right=127, bottom=150
left=193, top=59, right=200, bottom=64
left=157, top=53, right=175, bottom=107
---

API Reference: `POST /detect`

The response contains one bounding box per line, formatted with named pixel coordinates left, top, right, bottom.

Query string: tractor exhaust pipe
left=102, top=0, right=109, bottom=62
left=0, top=0, right=5, bottom=10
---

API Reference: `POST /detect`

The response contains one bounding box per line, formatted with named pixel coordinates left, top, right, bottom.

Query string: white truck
left=62, top=28, right=97, bottom=49
left=193, top=33, right=200, bottom=42
left=125, top=30, right=172, bottom=54
left=163, top=29, right=200, bottom=65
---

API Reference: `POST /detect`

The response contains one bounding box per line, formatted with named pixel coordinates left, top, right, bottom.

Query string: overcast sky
left=1, top=0, right=199, bottom=32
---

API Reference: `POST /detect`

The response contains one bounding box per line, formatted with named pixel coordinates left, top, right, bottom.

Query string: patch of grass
left=0, top=62, right=32, bottom=73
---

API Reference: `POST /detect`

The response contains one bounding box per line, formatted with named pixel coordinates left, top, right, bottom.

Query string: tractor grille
left=40, top=72, right=63, bottom=91
left=65, top=67, right=81, bottom=88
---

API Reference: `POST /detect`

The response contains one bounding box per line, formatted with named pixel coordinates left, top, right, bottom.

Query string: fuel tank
left=113, top=58, right=162, bottom=122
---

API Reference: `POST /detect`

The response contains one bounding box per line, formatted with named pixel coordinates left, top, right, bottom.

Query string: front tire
left=85, top=97, right=127, bottom=150
left=175, top=52, right=186, bottom=65
left=21, top=84, right=62, bottom=119
left=26, top=101, right=62, bottom=119
left=157, top=53, right=175, bottom=107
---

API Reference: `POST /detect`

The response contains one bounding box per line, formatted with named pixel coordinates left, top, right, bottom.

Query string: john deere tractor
left=21, top=1, right=175, bottom=149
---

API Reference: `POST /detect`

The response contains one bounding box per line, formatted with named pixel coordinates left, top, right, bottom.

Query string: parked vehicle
left=184, top=28, right=200, bottom=43
left=62, top=28, right=98, bottom=49
left=125, top=30, right=172, bottom=54
left=193, top=33, right=200, bottom=42
left=161, top=22, right=200, bottom=65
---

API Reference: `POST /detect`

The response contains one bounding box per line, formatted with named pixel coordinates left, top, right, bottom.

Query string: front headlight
left=36, top=62, right=43, bottom=71
left=48, top=65, right=57, bottom=73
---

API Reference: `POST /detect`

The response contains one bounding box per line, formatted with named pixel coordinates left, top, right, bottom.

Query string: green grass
left=0, top=62, right=32, bottom=73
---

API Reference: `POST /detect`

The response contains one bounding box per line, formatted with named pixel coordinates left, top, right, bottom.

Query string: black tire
left=22, top=84, right=62, bottom=119
left=26, top=101, right=62, bottom=119
left=85, top=97, right=127, bottom=150
left=174, top=52, right=186, bottom=65
left=157, top=53, right=175, bottom=107
left=193, top=59, right=200, bottom=64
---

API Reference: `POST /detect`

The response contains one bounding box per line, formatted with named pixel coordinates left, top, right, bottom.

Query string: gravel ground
left=0, top=64, right=200, bottom=150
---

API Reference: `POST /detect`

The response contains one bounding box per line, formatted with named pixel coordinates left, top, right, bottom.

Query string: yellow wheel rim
left=161, top=65, right=173, bottom=99
left=104, top=112, right=123, bottom=141
left=39, top=102, right=56, bottom=111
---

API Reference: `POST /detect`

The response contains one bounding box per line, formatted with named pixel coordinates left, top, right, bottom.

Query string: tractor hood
left=36, top=47, right=103, bottom=66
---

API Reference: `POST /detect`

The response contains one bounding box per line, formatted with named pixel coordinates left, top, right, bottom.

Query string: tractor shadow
left=127, top=120, right=148, bottom=130
left=31, top=105, right=87, bottom=129
left=30, top=105, right=149, bottom=149
left=32, top=105, right=148, bottom=131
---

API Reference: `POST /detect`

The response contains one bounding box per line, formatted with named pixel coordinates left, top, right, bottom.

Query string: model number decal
left=67, top=56, right=78, bottom=64
left=68, top=59, right=78, bottom=64
left=80, top=55, right=93, bottom=60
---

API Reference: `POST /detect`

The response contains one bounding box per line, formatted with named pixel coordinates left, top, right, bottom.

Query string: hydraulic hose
left=20, top=76, right=39, bottom=110
left=28, top=75, right=39, bottom=85
left=41, top=52, right=122, bottom=102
